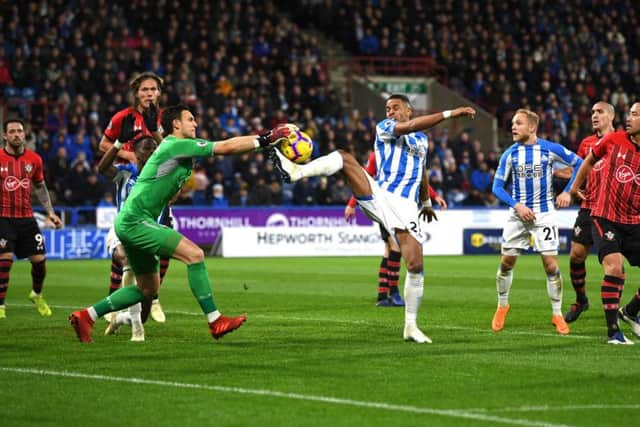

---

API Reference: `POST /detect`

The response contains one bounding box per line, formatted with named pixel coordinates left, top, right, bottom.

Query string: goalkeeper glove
left=256, top=124, right=298, bottom=148
left=142, top=103, right=159, bottom=132
left=119, top=113, right=141, bottom=142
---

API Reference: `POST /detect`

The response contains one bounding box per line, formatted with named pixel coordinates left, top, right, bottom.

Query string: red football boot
left=209, top=314, right=247, bottom=340
left=69, top=309, right=95, bottom=343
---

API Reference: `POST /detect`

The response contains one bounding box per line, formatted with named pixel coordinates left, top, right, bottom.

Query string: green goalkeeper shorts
left=114, top=215, right=182, bottom=275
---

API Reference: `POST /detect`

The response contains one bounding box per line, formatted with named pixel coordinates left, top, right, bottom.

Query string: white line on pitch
left=0, top=367, right=574, bottom=427
left=11, top=303, right=595, bottom=339
left=464, top=403, right=640, bottom=413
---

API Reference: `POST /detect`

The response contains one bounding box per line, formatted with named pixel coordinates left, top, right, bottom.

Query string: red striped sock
left=109, top=260, right=123, bottom=295
left=602, top=274, right=624, bottom=336
left=387, top=250, right=402, bottom=295
left=378, top=257, right=389, bottom=301
left=0, top=259, right=13, bottom=306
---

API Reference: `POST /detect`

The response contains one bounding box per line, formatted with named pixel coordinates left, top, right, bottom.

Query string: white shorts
left=356, top=173, right=426, bottom=245
left=501, top=211, right=559, bottom=255
left=106, top=225, right=121, bottom=256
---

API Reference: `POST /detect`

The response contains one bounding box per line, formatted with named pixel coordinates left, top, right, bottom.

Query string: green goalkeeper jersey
left=119, top=135, right=215, bottom=221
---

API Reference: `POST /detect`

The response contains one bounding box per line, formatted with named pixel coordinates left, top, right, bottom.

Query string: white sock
left=115, top=311, right=132, bottom=326
left=128, top=302, right=142, bottom=325
left=206, top=310, right=221, bottom=324
left=87, top=307, right=98, bottom=321
left=404, top=272, right=424, bottom=327
left=546, top=270, right=563, bottom=316
left=496, top=267, right=513, bottom=307
left=299, top=151, right=343, bottom=179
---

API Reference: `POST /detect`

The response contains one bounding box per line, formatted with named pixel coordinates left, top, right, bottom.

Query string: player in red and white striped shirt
left=0, top=119, right=62, bottom=319
left=564, top=102, right=615, bottom=323
left=99, top=72, right=170, bottom=324
left=570, top=102, right=640, bottom=344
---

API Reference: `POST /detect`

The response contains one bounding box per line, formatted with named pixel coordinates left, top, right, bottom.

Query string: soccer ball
left=279, top=130, right=314, bottom=164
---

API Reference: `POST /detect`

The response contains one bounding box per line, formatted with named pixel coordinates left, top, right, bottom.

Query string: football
left=279, top=130, right=314, bottom=164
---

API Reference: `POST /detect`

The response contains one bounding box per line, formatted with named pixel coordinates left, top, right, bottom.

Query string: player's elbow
left=98, top=139, right=112, bottom=153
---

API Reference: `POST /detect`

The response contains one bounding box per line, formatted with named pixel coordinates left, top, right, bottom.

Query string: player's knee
left=602, top=259, right=624, bottom=277
left=139, top=283, right=159, bottom=298
left=542, top=259, right=559, bottom=275
left=569, top=245, right=587, bottom=263
left=113, top=250, right=126, bottom=266
left=185, top=247, right=205, bottom=264
left=338, top=150, right=357, bottom=168
left=405, top=258, right=423, bottom=274
left=500, top=257, right=516, bottom=271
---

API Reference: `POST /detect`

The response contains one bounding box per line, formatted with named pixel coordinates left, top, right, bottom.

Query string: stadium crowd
left=294, top=0, right=639, bottom=146
left=0, top=0, right=637, bottom=214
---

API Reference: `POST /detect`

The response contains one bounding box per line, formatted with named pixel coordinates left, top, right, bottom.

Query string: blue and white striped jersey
left=374, top=118, right=428, bottom=203
left=113, top=163, right=139, bottom=212
left=493, top=139, right=582, bottom=213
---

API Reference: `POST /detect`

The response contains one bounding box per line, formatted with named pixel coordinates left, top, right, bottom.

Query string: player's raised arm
left=98, top=114, right=139, bottom=178
left=394, top=106, right=476, bottom=136
left=212, top=124, right=296, bottom=155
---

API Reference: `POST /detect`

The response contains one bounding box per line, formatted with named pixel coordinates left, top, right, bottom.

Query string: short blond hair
left=514, top=108, right=539, bottom=128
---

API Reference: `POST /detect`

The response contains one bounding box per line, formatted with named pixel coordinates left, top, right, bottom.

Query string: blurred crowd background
left=1, top=0, right=637, bottom=213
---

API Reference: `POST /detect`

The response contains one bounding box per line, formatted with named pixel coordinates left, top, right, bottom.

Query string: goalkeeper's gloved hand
left=142, top=103, right=159, bottom=132
left=119, top=114, right=141, bottom=142
left=256, top=123, right=298, bottom=148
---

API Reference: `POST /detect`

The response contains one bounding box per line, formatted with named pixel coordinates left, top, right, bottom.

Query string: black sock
left=31, top=260, right=46, bottom=294
left=602, top=275, right=624, bottom=337
left=569, top=261, right=588, bottom=304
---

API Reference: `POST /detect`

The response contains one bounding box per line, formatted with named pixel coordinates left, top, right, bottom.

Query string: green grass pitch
left=2, top=255, right=638, bottom=427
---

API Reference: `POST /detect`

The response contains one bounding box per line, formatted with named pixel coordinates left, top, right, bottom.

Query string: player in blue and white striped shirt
left=271, top=95, right=475, bottom=343
left=491, top=108, right=582, bottom=335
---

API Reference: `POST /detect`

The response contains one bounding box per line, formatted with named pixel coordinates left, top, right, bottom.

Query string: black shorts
left=592, top=217, right=640, bottom=266
left=571, top=208, right=596, bottom=246
left=0, top=217, right=46, bottom=259
left=379, top=223, right=390, bottom=242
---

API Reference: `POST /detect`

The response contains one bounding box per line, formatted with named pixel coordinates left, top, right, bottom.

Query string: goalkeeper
left=69, top=104, right=293, bottom=343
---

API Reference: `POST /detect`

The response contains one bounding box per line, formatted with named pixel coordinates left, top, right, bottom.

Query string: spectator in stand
left=229, top=183, right=248, bottom=207
left=98, top=192, right=115, bottom=207
left=211, top=184, right=229, bottom=208
left=248, top=177, right=272, bottom=206
left=470, top=161, right=492, bottom=193
left=293, top=177, right=316, bottom=205
left=329, top=177, right=351, bottom=205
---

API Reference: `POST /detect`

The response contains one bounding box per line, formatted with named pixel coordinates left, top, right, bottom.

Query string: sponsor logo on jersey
left=514, top=164, right=543, bottom=178
left=4, top=176, right=30, bottom=191
left=615, top=165, right=640, bottom=185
